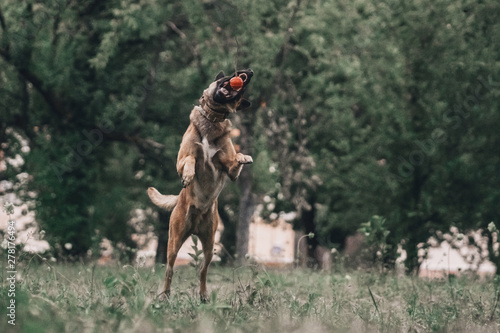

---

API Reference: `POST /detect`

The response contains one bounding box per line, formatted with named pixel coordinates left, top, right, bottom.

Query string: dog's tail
left=147, top=187, right=178, bottom=211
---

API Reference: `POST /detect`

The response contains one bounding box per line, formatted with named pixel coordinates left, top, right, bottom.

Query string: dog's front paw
left=237, top=154, right=253, bottom=165
left=181, top=174, right=194, bottom=187
left=181, top=170, right=195, bottom=187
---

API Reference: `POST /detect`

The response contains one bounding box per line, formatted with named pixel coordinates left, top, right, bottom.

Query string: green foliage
left=358, top=216, right=394, bottom=270
left=188, top=235, right=203, bottom=268
left=359, top=216, right=390, bottom=251
left=252, top=0, right=500, bottom=270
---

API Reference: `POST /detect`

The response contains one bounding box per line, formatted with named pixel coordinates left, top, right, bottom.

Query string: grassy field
left=1, top=259, right=500, bottom=333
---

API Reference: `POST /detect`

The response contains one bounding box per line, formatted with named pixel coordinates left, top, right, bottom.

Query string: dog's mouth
left=213, top=69, right=253, bottom=104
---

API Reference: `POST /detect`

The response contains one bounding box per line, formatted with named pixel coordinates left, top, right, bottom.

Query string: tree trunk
left=301, top=194, right=320, bottom=267
left=155, top=210, right=170, bottom=264
left=218, top=206, right=236, bottom=264
left=235, top=110, right=256, bottom=262
left=236, top=166, right=254, bottom=261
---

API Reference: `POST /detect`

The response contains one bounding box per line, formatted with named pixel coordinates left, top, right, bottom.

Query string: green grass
left=1, top=259, right=500, bottom=332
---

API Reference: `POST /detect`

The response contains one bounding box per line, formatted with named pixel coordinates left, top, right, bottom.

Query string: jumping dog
left=148, top=69, right=253, bottom=301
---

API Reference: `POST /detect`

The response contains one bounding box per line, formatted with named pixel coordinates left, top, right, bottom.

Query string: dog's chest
left=193, top=136, right=225, bottom=211
left=197, top=136, right=222, bottom=178
left=200, top=137, right=219, bottom=162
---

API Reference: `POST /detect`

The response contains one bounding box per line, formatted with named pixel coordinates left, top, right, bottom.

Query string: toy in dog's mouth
left=213, top=69, right=253, bottom=104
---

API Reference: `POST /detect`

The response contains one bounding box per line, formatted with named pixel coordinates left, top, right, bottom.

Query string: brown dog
left=148, top=69, right=253, bottom=301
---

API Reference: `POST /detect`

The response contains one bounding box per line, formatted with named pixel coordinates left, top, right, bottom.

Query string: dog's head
left=202, top=69, right=253, bottom=114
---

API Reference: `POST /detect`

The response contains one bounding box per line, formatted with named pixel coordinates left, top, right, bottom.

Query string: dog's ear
left=237, top=99, right=251, bottom=110
left=215, top=71, right=225, bottom=81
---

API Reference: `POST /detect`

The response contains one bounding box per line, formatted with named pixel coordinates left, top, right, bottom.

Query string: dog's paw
left=157, top=291, right=170, bottom=302
left=200, top=292, right=210, bottom=304
left=181, top=172, right=194, bottom=188
left=237, top=154, right=253, bottom=165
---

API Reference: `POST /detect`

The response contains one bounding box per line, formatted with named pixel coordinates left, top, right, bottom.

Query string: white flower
left=64, top=243, right=73, bottom=250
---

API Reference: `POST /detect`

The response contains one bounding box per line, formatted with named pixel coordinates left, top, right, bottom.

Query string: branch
left=0, top=20, right=63, bottom=120
left=104, top=132, right=166, bottom=163
left=134, top=136, right=165, bottom=150
left=99, top=123, right=165, bottom=151
left=0, top=4, right=10, bottom=60
left=274, top=0, right=303, bottom=67
left=0, top=47, right=9, bottom=60
left=166, top=21, right=186, bottom=39
left=166, top=20, right=207, bottom=82
left=17, top=67, right=64, bottom=118
left=78, top=0, right=101, bottom=18
left=0, top=5, right=6, bottom=32
left=139, top=34, right=165, bottom=118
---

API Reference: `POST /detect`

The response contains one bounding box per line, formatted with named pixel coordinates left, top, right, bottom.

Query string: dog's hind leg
left=159, top=205, right=190, bottom=300
left=198, top=238, right=214, bottom=303
left=197, top=205, right=219, bottom=303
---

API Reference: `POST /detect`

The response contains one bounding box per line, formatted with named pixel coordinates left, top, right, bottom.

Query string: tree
left=0, top=0, right=287, bottom=260
left=1, top=0, right=499, bottom=272
left=0, top=0, right=198, bottom=256
left=246, top=0, right=500, bottom=270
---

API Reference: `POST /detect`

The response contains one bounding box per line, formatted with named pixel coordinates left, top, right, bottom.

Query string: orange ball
left=230, top=76, right=244, bottom=90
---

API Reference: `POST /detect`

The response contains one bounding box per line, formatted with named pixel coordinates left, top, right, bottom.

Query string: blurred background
left=1, top=0, right=499, bottom=274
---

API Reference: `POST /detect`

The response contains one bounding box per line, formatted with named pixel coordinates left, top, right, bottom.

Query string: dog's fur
left=148, top=69, right=253, bottom=301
